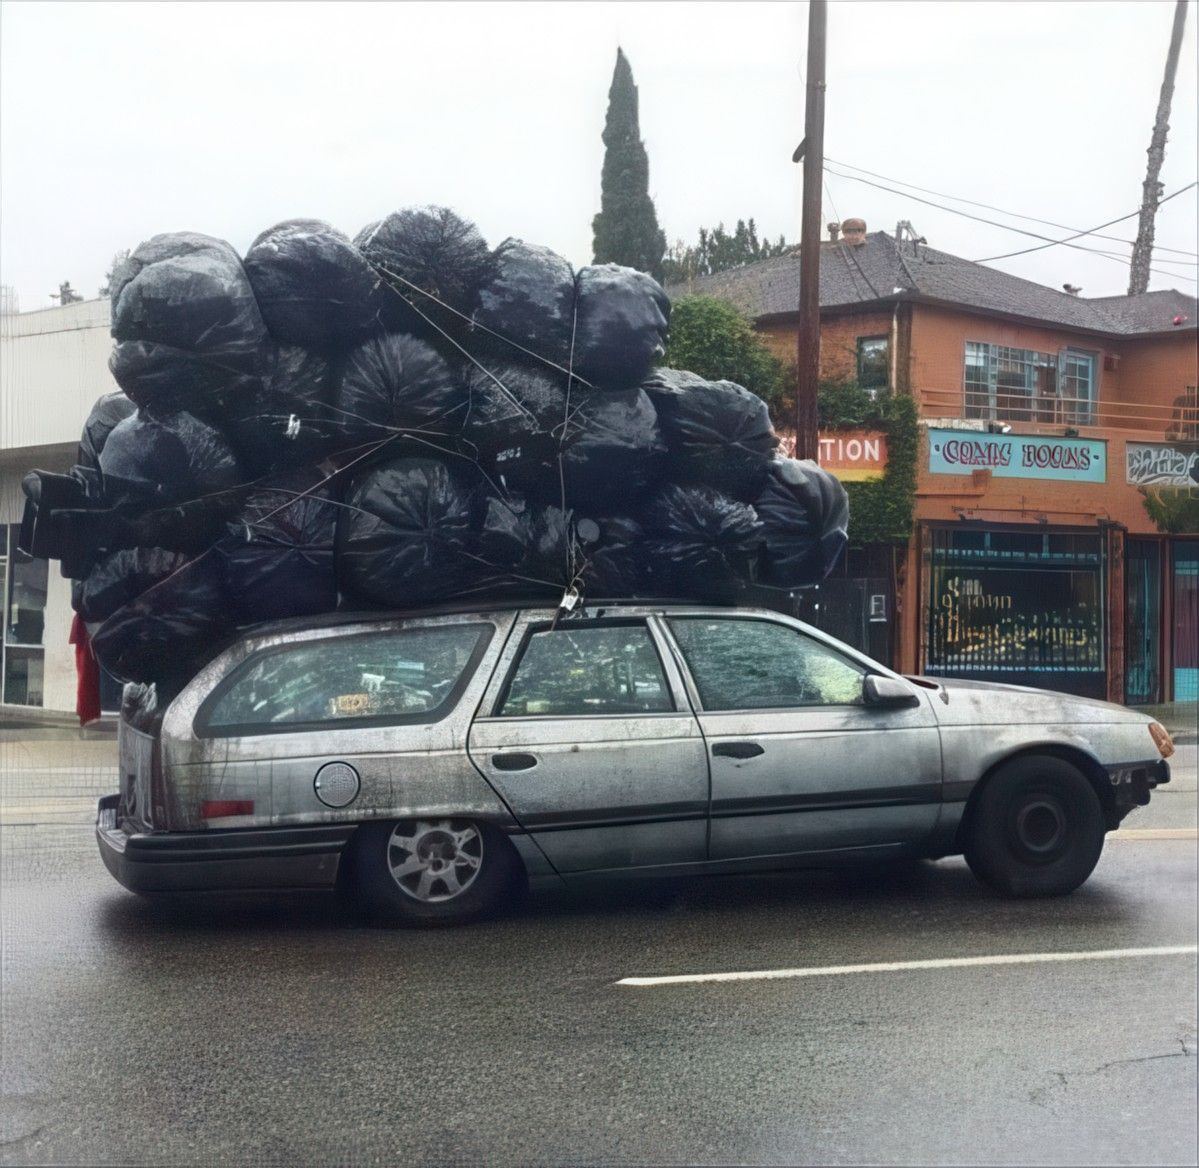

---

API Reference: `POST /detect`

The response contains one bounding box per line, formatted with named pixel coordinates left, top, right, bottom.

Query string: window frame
left=489, top=618, right=679, bottom=720
left=663, top=615, right=874, bottom=714
left=193, top=622, right=495, bottom=739
left=856, top=335, right=890, bottom=391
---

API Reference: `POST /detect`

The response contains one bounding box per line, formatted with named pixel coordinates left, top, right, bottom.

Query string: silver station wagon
left=96, top=603, right=1174, bottom=925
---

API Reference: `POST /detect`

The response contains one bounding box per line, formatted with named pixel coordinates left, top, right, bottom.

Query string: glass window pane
left=205, top=624, right=490, bottom=731
left=6, top=534, right=47, bottom=647
left=499, top=624, right=673, bottom=717
left=856, top=336, right=889, bottom=389
left=669, top=618, right=866, bottom=709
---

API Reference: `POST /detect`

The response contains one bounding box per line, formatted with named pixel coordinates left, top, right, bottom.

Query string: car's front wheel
left=963, top=755, right=1105, bottom=897
left=348, top=818, right=522, bottom=926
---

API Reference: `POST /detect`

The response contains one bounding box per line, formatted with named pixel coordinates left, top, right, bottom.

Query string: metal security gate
left=924, top=526, right=1106, bottom=698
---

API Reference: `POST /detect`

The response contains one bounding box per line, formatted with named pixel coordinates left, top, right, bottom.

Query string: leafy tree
left=663, top=295, right=785, bottom=408
left=591, top=48, right=666, bottom=280
left=662, top=219, right=789, bottom=284
left=1141, top=487, right=1199, bottom=533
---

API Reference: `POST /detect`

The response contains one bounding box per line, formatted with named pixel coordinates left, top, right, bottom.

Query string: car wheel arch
left=954, top=744, right=1117, bottom=853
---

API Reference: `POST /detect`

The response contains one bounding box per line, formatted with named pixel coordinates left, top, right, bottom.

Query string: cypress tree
left=591, top=48, right=667, bottom=280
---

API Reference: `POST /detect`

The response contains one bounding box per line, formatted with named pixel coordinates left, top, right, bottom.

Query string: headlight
left=1148, top=721, right=1174, bottom=759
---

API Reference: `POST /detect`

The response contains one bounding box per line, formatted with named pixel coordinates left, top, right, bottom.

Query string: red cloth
left=69, top=613, right=101, bottom=725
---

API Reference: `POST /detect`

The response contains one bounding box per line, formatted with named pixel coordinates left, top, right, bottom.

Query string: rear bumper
left=96, top=794, right=356, bottom=893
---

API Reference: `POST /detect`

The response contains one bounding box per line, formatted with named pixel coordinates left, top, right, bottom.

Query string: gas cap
left=314, top=762, right=360, bottom=808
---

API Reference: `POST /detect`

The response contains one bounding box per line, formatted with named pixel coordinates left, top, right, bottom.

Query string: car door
left=658, top=613, right=943, bottom=862
left=467, top=614, right=709, bottom=875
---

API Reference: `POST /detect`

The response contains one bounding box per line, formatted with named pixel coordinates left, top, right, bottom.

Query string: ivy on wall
left=1141, top=487, right=1199, bottom=534
left=816, top=381, right=918, bottom=546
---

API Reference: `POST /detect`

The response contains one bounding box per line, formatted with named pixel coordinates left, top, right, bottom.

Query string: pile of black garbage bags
left=20, top=207, right=848, bottom=687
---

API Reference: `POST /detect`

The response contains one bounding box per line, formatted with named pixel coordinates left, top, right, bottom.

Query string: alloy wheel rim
left=387, top=819, right=483, bottom=903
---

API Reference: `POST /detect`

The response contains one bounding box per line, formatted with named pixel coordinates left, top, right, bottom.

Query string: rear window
left=197, top=623, right=491, bottom=736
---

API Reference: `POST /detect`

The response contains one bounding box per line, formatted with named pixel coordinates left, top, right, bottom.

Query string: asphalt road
left=1, top=740, right=1195, bottom=1166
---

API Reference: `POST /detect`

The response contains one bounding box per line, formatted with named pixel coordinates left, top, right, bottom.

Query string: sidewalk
left=1131, top=702, right=1197, bottom=743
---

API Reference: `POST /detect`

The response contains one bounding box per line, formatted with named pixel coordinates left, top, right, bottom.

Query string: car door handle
left=712, top=741, right=765, bottom=760
left=491, top=752, right=538, bottom=772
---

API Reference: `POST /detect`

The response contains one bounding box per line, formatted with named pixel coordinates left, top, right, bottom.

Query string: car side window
left=497, top=623, right=674, bottom=717
left=667, top=618, right=867, bottom=710
left=201, top=624, right=490, bottom=734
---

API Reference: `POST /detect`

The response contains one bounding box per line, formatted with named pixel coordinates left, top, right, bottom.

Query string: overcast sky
left=1, top=1, right=1195, bottom=309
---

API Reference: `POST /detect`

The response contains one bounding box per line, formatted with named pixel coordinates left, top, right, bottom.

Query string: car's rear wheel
left=347, top=818, right=521, bottom=926
left=963, top=755, right=1105, bottom=897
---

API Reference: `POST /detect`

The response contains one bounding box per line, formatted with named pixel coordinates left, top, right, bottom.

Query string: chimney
left=840, top=218, right=867, bottom=246
left=827, top=221, right=841, bottom=242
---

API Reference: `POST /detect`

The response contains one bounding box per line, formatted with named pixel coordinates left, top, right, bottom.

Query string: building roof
left=666, top=231, right=1198, bottom=337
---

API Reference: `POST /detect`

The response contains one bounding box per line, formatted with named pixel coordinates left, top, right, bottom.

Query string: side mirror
left=863, top=675, right=920, bottom=708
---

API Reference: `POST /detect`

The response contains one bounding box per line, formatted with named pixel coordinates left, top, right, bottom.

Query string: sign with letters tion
left=927, top=429, right=1106, bottom=483
left=779, top=430, right=889, bottom=480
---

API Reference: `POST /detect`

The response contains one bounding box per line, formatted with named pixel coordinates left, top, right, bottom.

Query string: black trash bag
left=337, top=458, right=478, bottom=607
left=561, top=388, right=666, bottom=509
left=463, top=365, right=665, bottom=507
left=574, top=264, right=671, bottom=390
left=77, top=547, right=193, bottom=623
left=336, top=332, right=467, bottom=449
left=643, top=368, right=778, bottom=501
left=78, top=392, right=136, bottom=471
left=461, top=362, right=568, bottom=490
left=92, top=552, right=232, bottom=685
left=640, top=484, right=764, bottom=602
left=243, top=219, right=383, bottom=351
left=120, top=681, right=171, bottom=736
left=473, top=239, right=576, bottom=367
left=220, top=345, right=344, bottom=475
left=109, top=232, right=269, bottom=413
left=576, top=515, right=646, bottom=598
left=754, top=458, right=849, bottom=587
left=355, top=207, right=495, bottom=340
left=216, top=471, right=339, bottom=624
left=109, top=342, right=264, bottom=417
left=474, top=492, right=574, bottom=597
left=98, top=408, right=245, bottom=511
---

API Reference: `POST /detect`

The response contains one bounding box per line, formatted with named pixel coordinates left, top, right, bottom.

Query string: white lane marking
left=617, top=945, right=1198, bottom=987
left=1110, top=828, right=1197, bottom=840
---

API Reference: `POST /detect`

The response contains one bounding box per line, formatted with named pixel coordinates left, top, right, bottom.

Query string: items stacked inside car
left=19, top=205, right=849, bottom=687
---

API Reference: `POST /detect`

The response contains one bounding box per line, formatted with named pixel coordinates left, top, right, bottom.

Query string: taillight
left=200, top=799, right=255, bottom=819
left=1148, top=722, right=1174, bottom=759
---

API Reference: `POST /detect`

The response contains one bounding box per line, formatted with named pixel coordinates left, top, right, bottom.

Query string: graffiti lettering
left=1126, top=443, right=1199, bottom=487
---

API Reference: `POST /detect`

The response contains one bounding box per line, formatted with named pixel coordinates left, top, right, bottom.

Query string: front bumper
left=1106, top=759, right=1170, bottom=823
left=96, top=794, right=356, bottom=893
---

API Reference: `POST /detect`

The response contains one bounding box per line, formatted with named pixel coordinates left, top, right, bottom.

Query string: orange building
left=671, top=224, right=1199, bottom=704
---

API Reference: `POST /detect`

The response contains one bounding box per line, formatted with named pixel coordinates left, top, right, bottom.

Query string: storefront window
left=2, top=525, right=48, bottom=707
left=925, top=527, right=1106, bottom=699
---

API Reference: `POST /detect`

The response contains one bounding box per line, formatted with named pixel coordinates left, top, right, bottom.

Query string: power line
left=827, top=156, right=1199, bottom=259
left=823, top=165, right=1197, bottom=283
left=973, top=183, right=1197, bottom=262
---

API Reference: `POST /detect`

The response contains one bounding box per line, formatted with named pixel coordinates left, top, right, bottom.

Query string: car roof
left=235, top=597, right=755, bottom=640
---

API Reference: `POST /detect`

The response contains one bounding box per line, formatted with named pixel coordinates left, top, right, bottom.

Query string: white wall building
left=1, top=298, right=122, bottom=715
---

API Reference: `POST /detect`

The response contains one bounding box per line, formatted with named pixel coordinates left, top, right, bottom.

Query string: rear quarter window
left=197, top=623, right=492, bottom=736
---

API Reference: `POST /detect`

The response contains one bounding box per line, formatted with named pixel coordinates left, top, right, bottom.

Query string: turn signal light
left=1148, top=722, right=1174, bottom=760
left=200, top=799, right=255, bottom=819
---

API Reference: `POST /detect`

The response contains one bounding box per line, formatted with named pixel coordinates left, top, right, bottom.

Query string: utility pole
left=795, top=0, right=827, bottom=462
left=1128, top=0, right=1187, bottom=295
